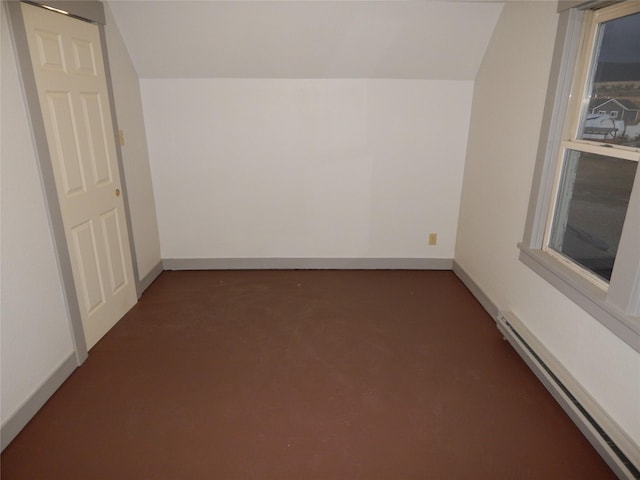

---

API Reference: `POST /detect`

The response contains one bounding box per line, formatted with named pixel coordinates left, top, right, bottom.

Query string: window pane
left=549, top=150, right=637, bottom=282
left=580, top=12, right=640, bottom=147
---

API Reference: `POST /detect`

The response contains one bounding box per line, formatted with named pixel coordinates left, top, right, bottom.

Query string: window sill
left=518, top=244, right=640, bottom=353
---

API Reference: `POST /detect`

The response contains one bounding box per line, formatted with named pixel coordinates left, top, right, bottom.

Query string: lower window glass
left=549, top=149, right=637, bottom=282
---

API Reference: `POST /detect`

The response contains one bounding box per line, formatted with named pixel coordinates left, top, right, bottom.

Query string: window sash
left=543, top=2, right=640, bottom=288
left=543, top=142, right=638, bottom=286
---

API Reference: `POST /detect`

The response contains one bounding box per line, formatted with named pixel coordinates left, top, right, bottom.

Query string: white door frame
left=6, top=0, right=141, bottom=364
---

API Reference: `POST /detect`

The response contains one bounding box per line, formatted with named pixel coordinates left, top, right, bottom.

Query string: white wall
left=455, top=1, right=640, bottom=448
left=0, top=6, right=75, bottom=426
left=104, top=3, right=161, bottom=279
left=142, top=79, right=473, bottom=261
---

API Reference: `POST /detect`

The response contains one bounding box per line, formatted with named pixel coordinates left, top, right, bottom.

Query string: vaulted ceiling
left=108, top=1, right=504, bottom=79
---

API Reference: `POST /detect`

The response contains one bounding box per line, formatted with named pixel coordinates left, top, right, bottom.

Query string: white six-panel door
left=22, top=2, right=137, bottom=349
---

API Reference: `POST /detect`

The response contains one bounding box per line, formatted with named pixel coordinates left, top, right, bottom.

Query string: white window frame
left=519, top=1, right=640, bottom=353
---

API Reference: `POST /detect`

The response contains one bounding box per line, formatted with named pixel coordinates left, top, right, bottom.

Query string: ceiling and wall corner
left=106, top=0, right=503, bottom=262
left=107, top=0, right=504, bottom=80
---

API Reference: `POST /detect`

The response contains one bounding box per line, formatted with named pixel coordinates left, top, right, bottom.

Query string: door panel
left=45, top=91, right=86, bottom=195
left=80, top=93, right=112, bottom=186
left=34, top=29, right=66, bottom=72
left=100, top=209, right=127, bottom=293
left=72, top=38, right=97, bottom=75
left=71, top=220, right=105, bottom=315
left=23, top=2, right=137, bottom=349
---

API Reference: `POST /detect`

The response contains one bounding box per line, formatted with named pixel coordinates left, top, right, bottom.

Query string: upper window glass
left=578, top=11, right=640, bottom=148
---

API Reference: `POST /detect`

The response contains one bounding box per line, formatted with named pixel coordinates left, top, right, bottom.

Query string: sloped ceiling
left=108, top=1, right=504, bottom=79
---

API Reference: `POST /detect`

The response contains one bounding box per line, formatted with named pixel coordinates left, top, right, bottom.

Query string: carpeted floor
left=1, top=270, right=615, bottom=479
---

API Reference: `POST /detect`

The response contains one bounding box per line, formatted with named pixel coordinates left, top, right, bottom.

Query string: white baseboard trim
left=138, top=260, right=164, bottom=297
left=163, top=257, right=453, bottom=271
left=498, top=312, right=639, bottom=479
left=1, top=353, right=77, bottom=451
left=451, top=261, right=639, bottom=479
left=452, top=260, right=499, bottom=318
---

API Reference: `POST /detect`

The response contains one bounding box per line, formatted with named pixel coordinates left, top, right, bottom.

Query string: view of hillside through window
left=550, top=11, right=640, bottom=282
left=580, top=11, right=640, bottom=147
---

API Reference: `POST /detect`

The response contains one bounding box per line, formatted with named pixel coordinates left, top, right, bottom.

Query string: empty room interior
left=1, top=0, right=640, bottom=478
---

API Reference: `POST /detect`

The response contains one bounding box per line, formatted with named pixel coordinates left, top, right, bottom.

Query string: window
left=546, top=5, right=640, bottom=283
left=520, top=2, right=640, bottom=352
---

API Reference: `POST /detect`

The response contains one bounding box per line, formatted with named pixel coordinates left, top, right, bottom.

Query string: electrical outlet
left=428, top=233, right=437, bottom=246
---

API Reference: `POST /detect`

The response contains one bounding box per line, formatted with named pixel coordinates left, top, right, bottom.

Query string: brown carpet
left=1, top=270, right=615, bottom=479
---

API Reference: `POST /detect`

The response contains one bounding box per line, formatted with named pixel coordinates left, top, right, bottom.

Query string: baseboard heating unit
left=496, top=311, right=640, bottom=480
